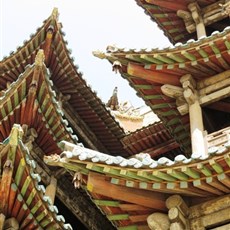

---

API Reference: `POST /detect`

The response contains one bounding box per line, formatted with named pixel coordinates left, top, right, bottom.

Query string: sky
left=1, top=0, right=171, bottom=107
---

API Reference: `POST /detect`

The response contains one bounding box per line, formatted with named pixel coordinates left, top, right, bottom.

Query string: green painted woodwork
left=156, top=64, right=163, bottom=70
left=140, top=55, right=163, bottom=64
left=126, top=181, right=135, bottom=187
left=14, top=90, right=19, bottom=107
left=217, top=173, right=229, bottom=183
left=20, top=80, right=27, bottom=101
left=197, top=163, right=212, bottom=177
left=173, top=125, right=186, bottom=133
left=196, top=48, right=208, bottom=58
left=86, top=163, right=104, bottom=173
left=224, top=40, right=230, bottom=50
left=176, top=132, right=189, bottom=141
left=167, top=169, right=189, bottom=181
left=153, top=13, right=168, bottom=18
left=0, top=106, right=7, bottom=118
left=126, top=55, right=148, bottom=64
left=181, top=51, right=196, bottom=61
left=21, top=176, right=32, bottom=196
left=15, top=158, right=26, bottom=186
left=167, top=64, right=175, bottom=69
left=137, top=171, right=163, bottom=182
left=118, top=226, right=137, bottom=230
left=144, top=95, right=162, bottom=100
left=124, top=171, right=150, bottom=182
left=166, top=117, right=180, bottom=126
left=63, top=162, right=88, bottom=174
left=40, top=219, right=51, bottom=228
left=37, top=211, right=47, bottom=223
left=167, top=53, right=185, bottom=63
left=174, top=34, right=185, bottom=41
left=209, top=160, right=223, bottom=174
left=144, top=4, right=159, bottom=10
left=133, top=84, right=153, bottom=89
left=168, top=28, right=180, bottom=33
left=40, top=96, right=49, bottom=112
left=153, top=54, right=174, bottom=64
left=107, top=214, right=129, bottom=221
left=160, top=110, right=179, bottom=117
left=181, top=167, right=200, bottom=179
left=93, top=200, right=120, bottom=207
left=151, top=103, right=169, bottom=109
left=224, top=154, right=230, bottom=167
left=111, top=177, right=119, bottom=184
left=29, top=41, right=34, bottom=53
left=31, top=200, right=42, bottom=215
left=139, top=182, right=148, bottom=189
left=38, top=82, right=46, bottom=101
left=209, top=43, right=220, bottom=54
left=44, top=106, right=53, bottom=120
left=55, top=127, right=65, bottom=138
left=26, top=188, right=36, bottom=206
left=152, top=182, right=161, bottom=189
left=153, top=171, right=177, bottom=181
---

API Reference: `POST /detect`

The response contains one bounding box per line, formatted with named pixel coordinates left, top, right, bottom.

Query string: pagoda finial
left=106, top=87, right=119, bottom=110
left=52, top=8, right=59, bottom=20
left=35, top=50, right=45, bottom=67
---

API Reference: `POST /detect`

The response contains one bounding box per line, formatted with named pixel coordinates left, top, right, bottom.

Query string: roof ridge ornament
left=35, top=49, right=45, bottom=67
left=52, top=7, right=59, bottom=20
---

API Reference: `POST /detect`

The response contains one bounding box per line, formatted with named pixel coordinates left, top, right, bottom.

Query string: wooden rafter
left=87, top=172, right=167, bottom=210
left=127, top=62, right=180, bottom=85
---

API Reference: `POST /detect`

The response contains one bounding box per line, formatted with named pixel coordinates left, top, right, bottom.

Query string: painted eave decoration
left=94, top=26, right=230, bottom=156
left=0, top=124, right=72, bottom=229
left=0, top=8, right=128, bottom=157
left=44, top=135, right=230, bottom=229
left=0, top=50, right=78, bottom=155
left=134, top=0, right=229, bottom=44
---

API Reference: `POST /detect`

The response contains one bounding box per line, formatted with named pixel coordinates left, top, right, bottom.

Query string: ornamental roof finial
left=35, top=49, right=45, bottom=67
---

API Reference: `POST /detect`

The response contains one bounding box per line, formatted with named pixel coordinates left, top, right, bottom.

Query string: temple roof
left=121, top=121, right=182, bottom=159
left=0, top=124, right=72, bottom=229
left=44, top=130, right=230, bottom=228
left=94, top=26, right=230, bottom=156
left=134, top=0, right=229, bottom=44
left=0, top=51, right=78, bottom=155
left=0, top=8, right=128, bottom=157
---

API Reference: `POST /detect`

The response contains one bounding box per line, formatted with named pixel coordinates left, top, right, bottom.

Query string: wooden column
left=45, top=175, right=57, bottom=205
left=180, top=75, right=208, bottom=158
left=188, top=2, right=206, bottom=39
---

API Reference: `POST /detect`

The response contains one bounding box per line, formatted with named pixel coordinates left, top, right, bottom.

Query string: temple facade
left=1, top=1, right=230, bottom=230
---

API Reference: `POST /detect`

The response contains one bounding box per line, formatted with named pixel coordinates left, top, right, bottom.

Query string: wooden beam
left=206, top=101, right=230, bottom=113
left=31, top=145, right=116, bottom=230
left=178, top=85, right=230, bottom=115
left=87, top=172, right=167, bottom=210
left=127, top=62, right=180, bottom=86
left=129, top=214, right=149, bottom=223
left=147, top=139, right=180, bottom=157
left=119, top=204, right=152, bottom=212
left=146, top=0, right=187, bottom=11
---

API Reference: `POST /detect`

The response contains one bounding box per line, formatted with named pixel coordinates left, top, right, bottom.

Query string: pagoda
left=0, top=8, right=133, bottom=230
left=45, top=1, right=230, bottom=230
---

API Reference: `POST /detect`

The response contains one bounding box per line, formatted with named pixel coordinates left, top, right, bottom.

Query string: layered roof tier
left=134, top=0, right=229, bottom=44
left=0, top=8, right=128, bottom=157
left=94, top=26, right=230, bottom=156
left=0, top=124, right=72, bottom=229
left=44, top=127, right=230, bottom=229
